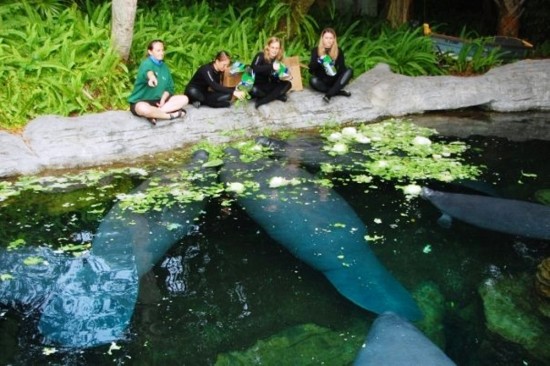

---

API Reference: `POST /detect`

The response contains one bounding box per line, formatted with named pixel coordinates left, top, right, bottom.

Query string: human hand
left=273, top=61, right=280, bottom=71
left=234, top=90, right=246, bottom=100
left=148, top=75, right=158, bottom=87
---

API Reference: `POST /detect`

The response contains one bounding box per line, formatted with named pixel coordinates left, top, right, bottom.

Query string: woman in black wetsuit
left=250, top=37, right=292, bottom=109
left=308, top=28, right=353, bottom=104
left=185, top=51, right=245, bottom=108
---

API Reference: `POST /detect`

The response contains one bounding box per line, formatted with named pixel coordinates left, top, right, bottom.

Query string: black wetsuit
left=308, top=47, right=353, bottom=98
left=250, top=52, right=292, bottom=108
left=185, top=63, right=234, bottom=108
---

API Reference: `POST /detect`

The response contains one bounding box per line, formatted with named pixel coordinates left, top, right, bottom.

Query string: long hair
left=263, top=37, right=284, bottom=62
left=317, top=28, right=339, bottom=60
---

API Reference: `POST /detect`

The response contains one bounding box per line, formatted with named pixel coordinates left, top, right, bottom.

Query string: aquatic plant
left=319, top=119, right=483, bottom=187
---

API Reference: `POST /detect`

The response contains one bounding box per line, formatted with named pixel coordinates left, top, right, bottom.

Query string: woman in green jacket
left=128, top=40, right=188, bottom=125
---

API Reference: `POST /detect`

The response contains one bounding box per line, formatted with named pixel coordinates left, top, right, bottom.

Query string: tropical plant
left=0, top=1, right=517, bottom=131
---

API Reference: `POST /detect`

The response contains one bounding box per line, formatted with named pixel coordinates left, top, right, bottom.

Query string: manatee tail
left=38, top=253, right=138, bottom=348
left=323, top=259, right=423, bottom=321
left=0, top=246, right=70, bottom=313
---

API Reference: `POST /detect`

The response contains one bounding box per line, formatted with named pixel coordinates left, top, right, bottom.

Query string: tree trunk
left=386, top=0, right=413, bottom=28
left=276, top=0, right=316, bottom=40
left=111, top=0, right=137, bottom=61
left=288, top=0, right=316, bottom=15
left=493, top=0, right=524, bottom=37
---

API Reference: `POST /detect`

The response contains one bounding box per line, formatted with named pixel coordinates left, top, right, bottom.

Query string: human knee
left=134, top=102, right=152, bottom=117
left=185, top=87, right=204, bottom=103
left=281, top=81, right=292, bottom=94
left=309, top=77, right=328, bottom=92
left=340, top=68, right=353, bottom=86
left=250, top=86, right=266, bottom=98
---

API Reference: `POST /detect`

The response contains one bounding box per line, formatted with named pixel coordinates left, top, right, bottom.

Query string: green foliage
left=0, top=1, right=129, bottom=128
left=255, top=0, right=318, bottom=46
left=319, top=119, right=483, bottom=184
left=434, top=37, right=504, bottom=75
left=0, top=1, right=518, bottom=130
left=337, top=24, right=444, bottom=77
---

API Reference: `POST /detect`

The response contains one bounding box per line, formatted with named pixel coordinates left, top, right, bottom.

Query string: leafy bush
left=0, top=1, right=512, bottom=130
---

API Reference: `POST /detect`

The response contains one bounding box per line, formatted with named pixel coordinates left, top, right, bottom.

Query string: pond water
left=0, top=112, right=549, bottom=365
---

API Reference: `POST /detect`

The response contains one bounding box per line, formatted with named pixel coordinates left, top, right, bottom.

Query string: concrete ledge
left=1, top=60, right=549, bottom=178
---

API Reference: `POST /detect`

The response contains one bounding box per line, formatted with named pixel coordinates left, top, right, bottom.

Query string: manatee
left=1, top=150, right=215, bottom=348
left=354, top=312, right=456, bottom=366
left=421, top=187, right=550, bottom=240
left=219, top=148, right=422, bottom=320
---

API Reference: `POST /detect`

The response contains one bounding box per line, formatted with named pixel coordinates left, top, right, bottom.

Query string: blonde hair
left=263, top=37, right=284, bottom=62
left=317, top=28, right=339, bottom=60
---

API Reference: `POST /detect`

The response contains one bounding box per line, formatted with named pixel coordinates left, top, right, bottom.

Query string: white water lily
left=269, top=176, right=286, bottom=188
left=226, top=182, right=245, bottom=194
left=402, top=184, right=422, bottom=197
left=42, top=347, right=57, bottom=356
left=327, top=132, right=342, bottom=142
left=331, top=142, right=348, bottom=154
left=251, top=144, right=263, bottom=152
left=354, top=134, right=371, bottom=144
left=269, top=176, right=300, bottom=188
left=341, top=127, right=357, bottom=137
left=438, top=172, right=454, bottom=182
left=413, top=136, right=432, bottom=145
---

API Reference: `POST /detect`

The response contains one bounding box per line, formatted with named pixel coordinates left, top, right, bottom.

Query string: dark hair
left=147, top=39, right=164, bottom=51
left=215, top=50, right=231, bottom=62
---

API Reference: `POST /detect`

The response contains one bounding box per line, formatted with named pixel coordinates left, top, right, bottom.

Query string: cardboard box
left=283, top=56, right=303, bottom=91
left=222, top=56, right=303, bottom=91
left=222, top=71, right=242, bottom=88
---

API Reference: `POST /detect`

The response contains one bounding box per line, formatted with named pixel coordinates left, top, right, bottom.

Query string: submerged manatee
left=354, top=312, right=456, bottom=366
left=421, top=187, right=550, bottom=240
left=1, top=150, right=215, bottom=348
left=219, top=148, right=422, bottom=321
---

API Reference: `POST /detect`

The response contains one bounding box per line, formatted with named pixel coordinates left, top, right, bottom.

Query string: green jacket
left=128, top=57, right=175, bottom=104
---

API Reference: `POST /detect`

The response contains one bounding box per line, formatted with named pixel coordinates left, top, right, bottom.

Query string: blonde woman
left=308, top=28, right=353, bottom=103
left=128, top=40, right=188, bottom=125
left=250, top=37, right=292, bottom=109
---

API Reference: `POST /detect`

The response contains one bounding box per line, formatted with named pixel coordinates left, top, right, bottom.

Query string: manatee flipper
left=437, top=213, right=453, bottom=229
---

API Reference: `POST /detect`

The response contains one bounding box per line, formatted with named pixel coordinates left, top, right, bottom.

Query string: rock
left=0, top=131, right=42, bottom=176
left=214, top=323, right=363, bottom=366
left=413, top=281, right=447, bottom=349
left=535, top=257, right=550, bottom=300
left=1, top=60, right=550, bottom=178
left=478, top=273, right=550, bottom=362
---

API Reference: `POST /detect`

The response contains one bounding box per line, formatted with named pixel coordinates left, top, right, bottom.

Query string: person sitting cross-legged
left=128, top=39, right=188, bottom=125
left=308, top=28, right=353, bottom=104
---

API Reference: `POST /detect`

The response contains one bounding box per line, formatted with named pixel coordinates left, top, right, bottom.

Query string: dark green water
left=1, top=115, right=549, bottom=365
